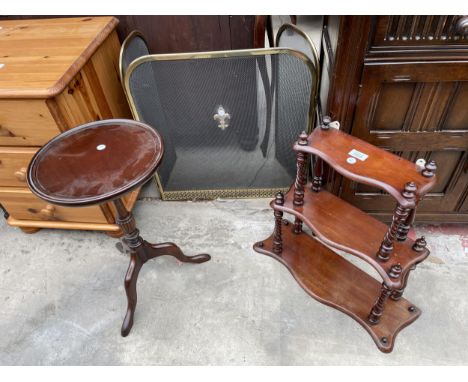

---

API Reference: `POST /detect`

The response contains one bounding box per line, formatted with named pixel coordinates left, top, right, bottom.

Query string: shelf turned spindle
left=391, top=237, right=427, bottom=300
left=293, top=131, right=309, bottom=234
left=273, top=192, right=284, bottom=254
left=368, top=283, right=393, bottom=325
left=397, top=161, right=436, bottom=242
left=377, top=182, right=417, bottom=262
left=311, top=117, right=330, bottom=193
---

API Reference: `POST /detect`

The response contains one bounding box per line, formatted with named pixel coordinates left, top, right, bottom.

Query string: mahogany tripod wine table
left=27, top=119, right=211, bottom=337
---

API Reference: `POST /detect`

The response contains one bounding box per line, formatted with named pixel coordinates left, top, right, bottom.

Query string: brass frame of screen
left=118, top=30, right=149, bottom=86
left=124, top=47, right=319, bottom=201
left=276, top=23, right=321, bottom=81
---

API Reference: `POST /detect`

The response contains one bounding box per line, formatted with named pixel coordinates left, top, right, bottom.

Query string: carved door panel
left=341, top=61, right=468, bottom=220
left=460, top=188, right=468, bottom=213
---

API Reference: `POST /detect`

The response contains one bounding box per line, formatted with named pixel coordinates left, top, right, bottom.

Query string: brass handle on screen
left=40, top=204, right=55, bottom=219
left=14, top=167, right=27, bottom=182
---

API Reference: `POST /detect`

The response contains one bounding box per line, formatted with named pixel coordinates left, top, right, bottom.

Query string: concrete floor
left=1, top=183, right=468, bottom=365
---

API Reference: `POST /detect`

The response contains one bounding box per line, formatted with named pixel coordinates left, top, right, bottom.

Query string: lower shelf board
left=253, top=220, right=421, bottom=353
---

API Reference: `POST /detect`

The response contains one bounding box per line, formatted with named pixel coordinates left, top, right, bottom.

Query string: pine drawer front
left=0, top=147, right=38, bottom=187
left=0, top=188, right=108, bottom=223
left=0, top=100, right=61, bottom=146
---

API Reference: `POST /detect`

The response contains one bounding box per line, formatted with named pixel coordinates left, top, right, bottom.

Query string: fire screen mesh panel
left=125, top=49, right=317, bottom=200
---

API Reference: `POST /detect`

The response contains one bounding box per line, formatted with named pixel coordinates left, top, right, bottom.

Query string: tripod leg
left=147, top=241, right=211, bottom=263
left=121, top=252, right=143, bottom=337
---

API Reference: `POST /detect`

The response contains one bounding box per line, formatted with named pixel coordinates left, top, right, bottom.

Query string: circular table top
left=27, top=119, right=164, bottom=206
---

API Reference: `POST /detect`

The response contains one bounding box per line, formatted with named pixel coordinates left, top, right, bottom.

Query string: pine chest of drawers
left=0, top=16, right=136, bottom=236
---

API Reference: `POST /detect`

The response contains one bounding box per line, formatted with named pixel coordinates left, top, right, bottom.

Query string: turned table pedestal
left=27, top=119, right=211, bottom=336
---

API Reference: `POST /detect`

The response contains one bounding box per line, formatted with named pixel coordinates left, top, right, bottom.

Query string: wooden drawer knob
left=14, top=167, right=27, bottom=182
left=40, top=204, right=55, bottom=219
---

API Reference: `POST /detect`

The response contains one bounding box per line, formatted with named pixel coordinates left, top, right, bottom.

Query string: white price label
left=348, top=149, right=368, bottom=161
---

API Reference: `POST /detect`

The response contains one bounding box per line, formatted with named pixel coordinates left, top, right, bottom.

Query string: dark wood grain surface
left=115, top=15, right=266, bottom=53
left=27, top=119, right=163, bottom=206
left=346, top=59, right=468, bottom=219
left=326, top=16, right=468, bottom=223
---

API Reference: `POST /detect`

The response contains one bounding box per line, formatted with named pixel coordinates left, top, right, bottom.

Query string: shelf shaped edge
left=253, top=221, right=421, bottom=353
left=272, top=186, right=429, bottom=289
left=295, top=127, right=437, bottom=207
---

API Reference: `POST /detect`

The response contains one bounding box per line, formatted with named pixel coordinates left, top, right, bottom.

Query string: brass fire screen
left=125, top=48, right=318, bottom=200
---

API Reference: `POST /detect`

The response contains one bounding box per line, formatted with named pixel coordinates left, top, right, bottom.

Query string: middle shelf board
left=253, top=221, right=421, bottom=353
left=295, top=127, right=436, bottom=207
left=272, top=185, right=429, bottom=288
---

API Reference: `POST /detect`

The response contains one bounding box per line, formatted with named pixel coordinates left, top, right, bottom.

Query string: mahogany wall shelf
left=254, top=117, right=437, bottom=353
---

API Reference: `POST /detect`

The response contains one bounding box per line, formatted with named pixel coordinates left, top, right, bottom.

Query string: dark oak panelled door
left=341, top=61, right=468, bottom=221
left=115, top=16, right=266, bottom=53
